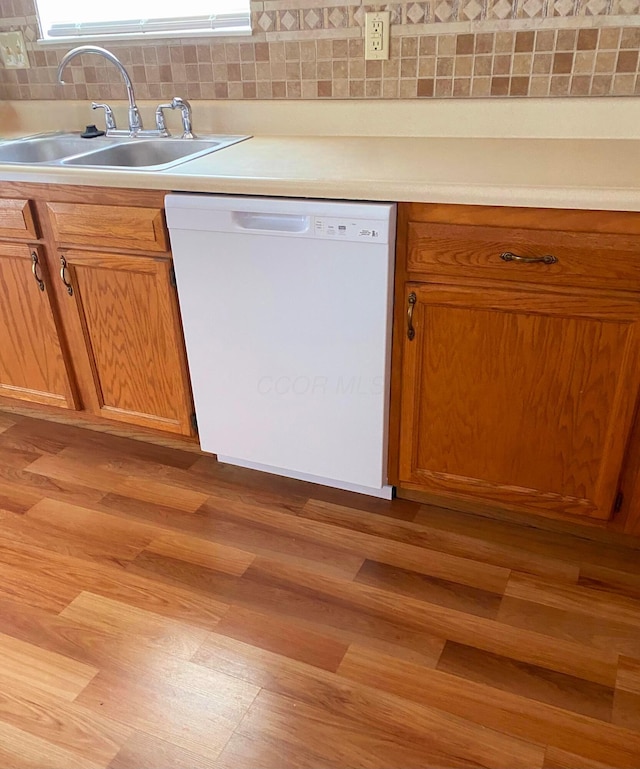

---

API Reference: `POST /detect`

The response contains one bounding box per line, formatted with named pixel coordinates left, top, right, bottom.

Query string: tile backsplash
left=1, top=0, right=640, bottom=98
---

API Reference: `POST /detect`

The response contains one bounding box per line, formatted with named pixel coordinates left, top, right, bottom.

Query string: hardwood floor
left=0, top=412, right=639, bottom=768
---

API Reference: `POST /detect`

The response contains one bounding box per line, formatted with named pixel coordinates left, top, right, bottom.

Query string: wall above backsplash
left=1, top=0, right=639, bottom=99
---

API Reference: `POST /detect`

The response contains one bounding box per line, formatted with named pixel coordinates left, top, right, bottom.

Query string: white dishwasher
left=165, top=195, right=396, bottom=498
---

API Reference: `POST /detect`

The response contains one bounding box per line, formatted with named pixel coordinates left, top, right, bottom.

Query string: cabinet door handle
left=31, top=252, right=45, bottom=292
left=407, top=292, right=417, bottom=341
left=60, top=256, right=73, bottom=296
left=500, top=251, right=558, bottom=265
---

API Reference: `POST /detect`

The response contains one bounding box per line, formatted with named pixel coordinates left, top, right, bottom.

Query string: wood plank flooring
left=1, top=413, right=640, bottom=768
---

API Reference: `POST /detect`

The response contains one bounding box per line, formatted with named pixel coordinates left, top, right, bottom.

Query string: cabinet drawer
left=0, top=198, right=38, bottom=240
left=46, top=202, right=168, bottom=252
left=407, top=221, right=640, bottom=292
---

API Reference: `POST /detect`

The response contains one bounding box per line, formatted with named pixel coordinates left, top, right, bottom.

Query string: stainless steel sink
left=0, top=134, right=120, bottom=163
left=61, top=137, right=245, bottom=170
left=0, top=132, right=250, bottom=170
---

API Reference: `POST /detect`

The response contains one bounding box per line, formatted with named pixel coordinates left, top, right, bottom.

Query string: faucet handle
left=154, top=103, right=173, bottom=137
left=171, top=97, right=195, bottom=139
left=91, top=102, right=116, bottom=132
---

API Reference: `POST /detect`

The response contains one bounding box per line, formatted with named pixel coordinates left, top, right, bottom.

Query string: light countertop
left=0, top=132, right=639, bottom=211
left=165, top=135, right=640, bottom=211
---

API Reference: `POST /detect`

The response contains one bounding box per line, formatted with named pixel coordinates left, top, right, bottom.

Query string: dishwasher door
left=166, top=195, right=396, bottom=497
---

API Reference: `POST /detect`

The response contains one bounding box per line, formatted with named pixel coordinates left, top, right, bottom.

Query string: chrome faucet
left=57, top=46, right=142, bottom=136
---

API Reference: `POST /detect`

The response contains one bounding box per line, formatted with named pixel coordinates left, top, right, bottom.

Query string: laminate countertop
left=0, top=134, right=638, bottom=211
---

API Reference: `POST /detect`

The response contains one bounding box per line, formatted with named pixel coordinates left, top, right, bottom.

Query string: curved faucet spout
left=57, top=46, right=142, bottom=135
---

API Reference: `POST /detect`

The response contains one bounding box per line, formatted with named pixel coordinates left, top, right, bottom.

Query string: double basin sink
left=0, top=132, right=249, bottom=171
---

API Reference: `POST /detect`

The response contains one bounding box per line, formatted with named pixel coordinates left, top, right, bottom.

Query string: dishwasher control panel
left=313, top=216, right=389, bottom=243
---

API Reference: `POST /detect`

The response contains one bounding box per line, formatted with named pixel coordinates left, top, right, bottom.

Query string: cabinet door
left=398, top=283, right=640, bottom=520
left=0, top=243, right=77, bottom=409
left=59, top=250, right=194, bottom=436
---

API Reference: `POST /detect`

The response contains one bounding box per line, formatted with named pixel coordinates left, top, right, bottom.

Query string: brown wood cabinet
left=59, top=249, right=194, bottom=435
left=391, top=203, right=640, bottom=531
left=0, top=242, right=76, bottom=410
left=0, top=197, right=38, bottom=240
left=0, top=184, right=195, bottom=439
left=46, top=202, right=168, bottom=252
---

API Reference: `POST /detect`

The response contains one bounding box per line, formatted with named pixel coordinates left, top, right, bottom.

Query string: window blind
left=34, top=0, right=250, bottom=40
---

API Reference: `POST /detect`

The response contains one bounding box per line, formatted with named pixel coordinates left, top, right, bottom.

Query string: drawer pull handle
left=500, top=251, right=558, bottom=265
left=60, top=256, right=73, bottom=296
left=407, top=292, right=417, bottom=341
left=31, top=252, right=45, bottom=292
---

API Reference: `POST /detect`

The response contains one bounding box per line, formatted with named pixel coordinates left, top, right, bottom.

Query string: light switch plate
left=0, top=31, right=30, bottom=69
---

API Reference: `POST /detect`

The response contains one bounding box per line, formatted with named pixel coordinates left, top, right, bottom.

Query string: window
left=34, top=0, right=251, bottom=42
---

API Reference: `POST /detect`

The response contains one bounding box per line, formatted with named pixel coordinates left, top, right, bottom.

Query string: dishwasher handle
left=231, top=211, right=311, bottom=233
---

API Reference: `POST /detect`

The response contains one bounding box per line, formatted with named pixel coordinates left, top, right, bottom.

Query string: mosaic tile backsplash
left=1, top=0, right=640, bottom=98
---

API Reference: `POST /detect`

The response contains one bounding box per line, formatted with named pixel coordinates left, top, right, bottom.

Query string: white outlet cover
left=365, top=11, right=390, bottom=61
left=0, top=31, right=30, bottom=69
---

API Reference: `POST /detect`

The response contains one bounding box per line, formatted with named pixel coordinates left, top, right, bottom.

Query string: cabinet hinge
left=191, top=412, right=198, bottom=434
left=614, top=491, right=624, bottom=513
left=169, top=264, right=177, bottom=289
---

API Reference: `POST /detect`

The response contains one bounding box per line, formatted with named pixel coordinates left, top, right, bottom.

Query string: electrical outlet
left=0, top=31, right=29, bottom=69
left=365, top=11, right=390, bottom=61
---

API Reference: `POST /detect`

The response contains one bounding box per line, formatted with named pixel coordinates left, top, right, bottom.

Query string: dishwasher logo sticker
left=257, top=376, right=384, bottom=396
